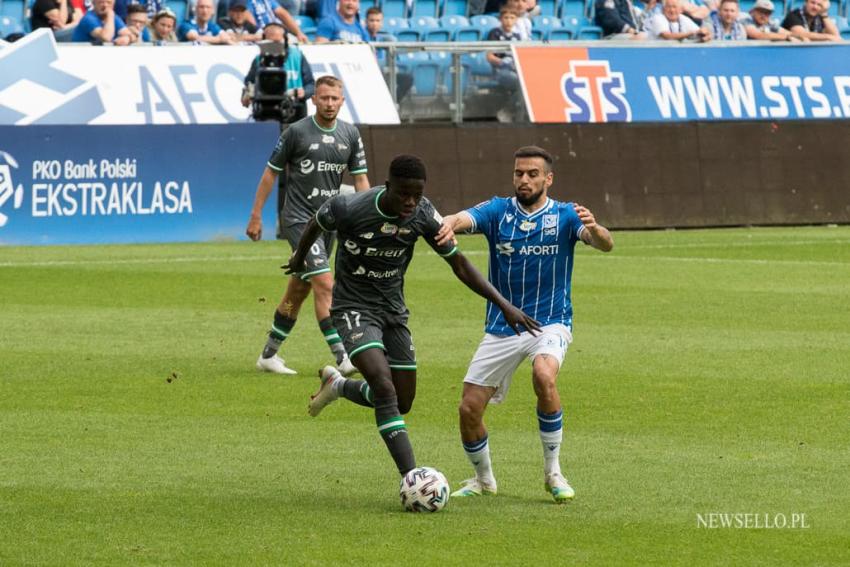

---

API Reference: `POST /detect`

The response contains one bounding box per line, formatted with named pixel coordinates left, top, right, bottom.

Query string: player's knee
left=532, top=374, right=558, bottom=400
left=458, top=398, right=483, bottom=425
left=369, top=376, right=395, bottom=399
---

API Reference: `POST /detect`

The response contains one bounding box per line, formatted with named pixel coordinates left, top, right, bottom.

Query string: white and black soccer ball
left=399, top=467, right=450, bottom=513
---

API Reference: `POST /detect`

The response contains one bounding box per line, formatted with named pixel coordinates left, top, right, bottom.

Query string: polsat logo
left=561, top=60, right=631, bottom=123
left=0, top=151, right=25, bottom=228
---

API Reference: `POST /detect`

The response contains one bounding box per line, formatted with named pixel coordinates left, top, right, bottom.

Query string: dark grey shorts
left=331, top=308, right=417, bottom=370
left=282, top=222, right=335, bottom=280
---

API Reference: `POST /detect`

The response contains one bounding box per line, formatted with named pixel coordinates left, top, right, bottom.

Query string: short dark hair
left=316, top=75, right=344, bottom=90
left=127, top=4, right=147, bottom=15
left=389, top=155, right=427, bottom=182
left=366, top=6, right=382, bottom=17
left=514, top=145, right=554, bottom=170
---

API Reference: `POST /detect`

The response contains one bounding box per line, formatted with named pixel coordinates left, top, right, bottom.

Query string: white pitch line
left=583, top=255, right=850, bottom=268
left=625, top=238, right=850, bottom=250
left=0, top=254, right=285, bottom=268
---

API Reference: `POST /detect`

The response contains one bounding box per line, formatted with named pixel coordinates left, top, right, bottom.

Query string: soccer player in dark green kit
left=247, top=75, right=370, bottom=376
left=285, top=154, right=540, bottom=480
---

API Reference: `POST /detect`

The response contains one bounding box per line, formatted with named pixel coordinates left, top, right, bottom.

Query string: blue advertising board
left=515, top=44, right=850, bottom=123
left=0, top=123, right=281, bottom=245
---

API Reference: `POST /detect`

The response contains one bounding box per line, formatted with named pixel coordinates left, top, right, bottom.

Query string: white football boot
left=544, top=472, right=575, bottom=503
left=255, top=354, right=297, bottom=375
left=451, top=477, right=498, bottom=497
left=308, top=366, right=342, bottom=417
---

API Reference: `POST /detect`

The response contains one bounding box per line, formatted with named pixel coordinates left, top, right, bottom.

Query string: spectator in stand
left=364, top=6, right=413, bottom=103
left=138, top=0, right=164, bottom=18
left=220, top=0, right=263, bottom=41
left=149, top=7, right=178, bottom=42
left=647, top=0, right=710, bottom=40
left=71, top=0, right=132, bottom=43
left=487, top=6, right=524, bottom=122
left=315, top=0, right=369, bottom=42
left=524, top=0, right=541, bottom=18
left=681, top=0, right=709, bottom=24
left=781, top=0, right=839, bottom=41
left=595, top=0, right=646, bottom=38
left=178, top=0, right=236, bottom=43
left=31, top=0, right=82, bottom=41
left=704, top=0, right=746, bottom=39
left=125, top=3, right=152, bottom=42
left=242, top=22, right=315, bottom=120
left=740, top=0, right=794, bottom=40
left=507, top=0, right=532, bottom=40
left=245, top=0, right=308, bottom=42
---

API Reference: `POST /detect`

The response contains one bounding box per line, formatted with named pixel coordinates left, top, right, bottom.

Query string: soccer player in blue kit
left=438, top=145, right=614, bottom=503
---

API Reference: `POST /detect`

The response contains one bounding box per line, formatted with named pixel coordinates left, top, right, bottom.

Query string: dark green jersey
left=267, top=115, right=367, bottom=226
left=315, top=187, right=458, bottom=314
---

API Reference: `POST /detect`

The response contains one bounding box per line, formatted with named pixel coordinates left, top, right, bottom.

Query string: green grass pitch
left=1, top=226, right=849, bottom=565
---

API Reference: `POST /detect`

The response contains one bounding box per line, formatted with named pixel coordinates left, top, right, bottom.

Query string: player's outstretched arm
left=435, top=212, right=473, bottom=247
left=283, top=217, right=325, bottom=275
left=574, top=204, right=614, bottom=252
left=445, top=252, right=541, bottom=336
left=246, top=166, right=278, bottom=241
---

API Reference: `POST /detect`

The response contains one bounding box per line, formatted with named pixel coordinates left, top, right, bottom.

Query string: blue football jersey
left=465, top=196, right=585, bottom=336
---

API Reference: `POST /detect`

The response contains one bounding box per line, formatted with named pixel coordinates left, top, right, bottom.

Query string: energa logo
left=560, top=60, right=631, bottom=123
left=0, top=150, right=25, bottom=228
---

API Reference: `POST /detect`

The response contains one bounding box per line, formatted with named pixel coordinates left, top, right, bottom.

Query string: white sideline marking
left=627, top=238, right=850, bottom=250
left=0, top=255, right=284, bottom=268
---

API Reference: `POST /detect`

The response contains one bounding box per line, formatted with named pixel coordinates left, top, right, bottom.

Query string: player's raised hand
left=501, top=304, right=542, bottom=336
left=246, top=216, right=263, bottom=241
left=573, top=203, right=597, bottom=229
left=282, top=254, right=305, bottom=276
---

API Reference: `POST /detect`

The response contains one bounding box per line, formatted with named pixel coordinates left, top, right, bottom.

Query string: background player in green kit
left=246, top=76, right=370, bottom=376
left=284, top=155, right=541, bottom=480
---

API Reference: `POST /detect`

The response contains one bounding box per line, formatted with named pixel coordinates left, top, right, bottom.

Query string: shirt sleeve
left=421, top=199, right=458, bottom=258
left=315, top=195, right=345, bottom=232
left=177, top=21, right=194, bottom=41
left=114, top=15, right=126, bottom=33
left=680, top=15, right=699, bottom=33
left=564, top=203, right=585, bottom=243
left=348, top=128, right=368, bottom=175
left=316, top=16, right=336, bottom=39
left=463, top=198, right=501, bottom=236
left=267, top=126, right=294, bottom=172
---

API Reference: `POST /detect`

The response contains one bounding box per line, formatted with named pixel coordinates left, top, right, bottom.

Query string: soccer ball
left=399, top=467, right=450, bottom=513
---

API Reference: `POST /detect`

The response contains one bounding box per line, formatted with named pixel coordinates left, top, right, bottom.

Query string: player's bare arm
left=283, top=216, right=324, bottom=274
left=435, top=211, right=472, bottom=246
left=445, top=252, right=541, bottom=336
left=574, top=203, right=614, bottom=252
left=353, top=173, right=371, bottom=192
left=246, top=166, right=278, bottom=241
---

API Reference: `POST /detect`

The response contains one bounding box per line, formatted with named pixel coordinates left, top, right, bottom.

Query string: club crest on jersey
left=309, top=143, right=319, bottom=151
left=543, top=214, right=557, bottom=228
left=380, top=222, right=398, bottom=235
left=322, top=135, right=335, bottom=144
left=300, top=159, right=315, bottom=174
left=398, top=227, right=412, bottom=235
left=359, top=232, right=374, bottom=239
left=519, top=220, right=536, bottom=232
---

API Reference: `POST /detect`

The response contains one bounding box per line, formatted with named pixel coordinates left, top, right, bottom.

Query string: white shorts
left=462, top=324, right=573, bottom=404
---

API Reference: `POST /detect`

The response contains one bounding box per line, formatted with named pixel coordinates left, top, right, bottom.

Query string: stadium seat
left=383, top=15, right=410, bottom=35
left=439, top=14, right=469, bottom=33
left=403, top=57, right=440, bottom=98
left=423, top=28, right=452, bottom=40
left=537, top=0, right=561, bottom=16
left=409, top=0, right=439, bottom=17
left=454, top=26, right=481, bottom=41
left=166, top=0, right=189, bottom=21
left=395, top=28, right=421, bottom=40
left=302, top=27, right=318, bottom=41
left=531, top=28, right=544, bottom=39
left=0, top=0, right=25, bottom=20
left=432, top=52, right=472, bottom=98
left=411, top=15, right=440, bottom=31
left=547, top=27, right=573, bottom=40
left=470, top=14, right=499, bottom=35
left=577, top=24, right=603, bottom=38
left=441, top=0, right=467, bottom=16
left=561, top=0, right=587, bottom=18
left=0, top=14, right=23, bottom=36
left=382, top=0, right=408, bottom=18
left=533, top=14, right=563, bottom=34
left=295, top=14, right=316, bottom=28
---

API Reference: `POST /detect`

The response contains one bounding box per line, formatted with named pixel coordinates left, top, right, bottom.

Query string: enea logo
left=0, top=151, right=25, bottom=228
left=561, top=60, right=631, bottom=123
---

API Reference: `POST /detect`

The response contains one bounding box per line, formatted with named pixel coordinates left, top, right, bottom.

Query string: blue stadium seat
left=303, top=27, right=318, bottom=41
left=538, top=0, right=561, bottom=16
left=470, top=14, right=499, bottom=35
left=0, top=0, right=25, bottom=20
left=424, top=28, right=452, bottom=40
left=166, top=0, right=189, bottom=21
left=0, top=14, right=23, bottom=36
left=431, top=52, right=472, bottom=97
left=382, top=0, right=408, bottom=18
left=396, top=29, right=422, bottom=40
left=548, top=27, right=573, bottom=40
left=398, top=52, right=439, bottom=98
left=461, top=51, right=499, bottom=89
left=439, top=14, right=469, bottom=33
left=441, top=0, right=467, bottom=16
left=411, top=15, right=440, bottom=31
left=454, top=26, right=481, bottom=41
left=295, top=14, right=316, bottom=28
left=410, top=0, right=439, bottom=17
left=561, top=0, right=586, bottom=18
left=577, top=24, right=603, bottom=39
left=533, top=14, right=563, bottom=34
left=531, top=28, right=544, bottom=39
left=383, top=15, right=410, bottom=34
